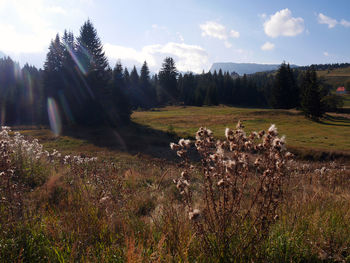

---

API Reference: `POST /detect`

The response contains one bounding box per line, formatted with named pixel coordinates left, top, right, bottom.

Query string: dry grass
left=1, top=122, right=350, bottom=262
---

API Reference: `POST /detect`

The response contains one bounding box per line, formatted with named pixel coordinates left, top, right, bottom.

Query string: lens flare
left=65, top=43, right=89, bottom=75
left=47, top=97, right=62, bottom=136
left=23, top=71, right=34, bottom=104
left=58, top=90, right=75, bottom=123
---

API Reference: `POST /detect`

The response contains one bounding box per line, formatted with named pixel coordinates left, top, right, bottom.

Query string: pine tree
left=300, top=69, right=324, bottom=119
left=61, top=30, right=78, bottom=124
left=130, top=66, right=139, bottom=88
left=113, top=61, right=124, bottom=90
left=271, top=62, right=289, bottom=108
left=43, top=34, right=64, bottom=125
left=107, top=61, right=131, bottom=125
left=139, top=61, right=155, bottom=108
left=129, top=66, right=140, bottom=108
left=77, top=19, right=110, bottom=78
left=76, top=20, right=111, bottom=125
left=158, top=57, right=178, bottom=104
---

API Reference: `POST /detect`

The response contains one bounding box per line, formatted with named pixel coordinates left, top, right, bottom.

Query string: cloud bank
left=105, top=42, right=209, bottom=73
left=264, top=9, right=304, bottom=37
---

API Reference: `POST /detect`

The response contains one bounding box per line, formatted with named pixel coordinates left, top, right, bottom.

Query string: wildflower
left=189, top=209, right=201, bottom=220
left=258, top=130, right=265, bottom=138
left=177, top=150, right=186, bottom=158
left=181, top=171, right=189, bottom=179
left=229, top=142, right=237, bottom=151
left=225, top=128, right=233, bottom=139
left=285, top=152, right=293, bottom=159
left=244, top=141, right=252, bottom=149
left=268, top=124, right=278, bottom=136
left=216, top=145, right=224, bottom=156
left=225, top=160, right=236, bottom=172
left=99, top=196, right=110, bottom=204
left=249, top=131, right=258, bottom=140
left=206, top=128, right=213, bottom=136
left=178, top=139, right=191, bottom=148
left=254, top=158, right=262, bottom=167
left=263, top=169, right=271, bottom=177
left=170, top=142, right=177, bottom=150
left=217, top=179, right=225, bottom=187
left=236, top=120, right=244, bottom=129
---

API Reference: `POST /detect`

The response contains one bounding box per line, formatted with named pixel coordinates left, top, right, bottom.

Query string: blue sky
left=0, top=0, right=350, bottom=73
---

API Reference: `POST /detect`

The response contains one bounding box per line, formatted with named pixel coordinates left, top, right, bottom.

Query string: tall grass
left=0, top=126, right=349, bottom=262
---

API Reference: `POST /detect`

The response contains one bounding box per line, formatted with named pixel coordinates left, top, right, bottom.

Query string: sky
left=0, top=0, right=350, bottom=73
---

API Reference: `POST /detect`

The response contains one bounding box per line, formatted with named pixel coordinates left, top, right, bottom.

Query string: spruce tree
left=43, top=34, right=64, bottom=125
left=271, top=62, right=289, bottom=108
left=300, top=69, right=324, bottom=119
left=158, top=57, right=178, bottom=104
left=76, top=20, right=111, bottom=125
left=140, top=61, right=155, bottom=108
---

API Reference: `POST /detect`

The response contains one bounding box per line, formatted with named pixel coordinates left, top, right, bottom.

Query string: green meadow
left=133, top=106, right=350, bottom=154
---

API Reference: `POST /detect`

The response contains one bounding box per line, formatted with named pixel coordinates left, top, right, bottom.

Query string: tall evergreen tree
left=76, top=19, right=111, bottom=125
left=158, top=57, right=178, bottom=104
left=43, top=34, right=64, bottom=125
left=300, top=69, right=324, bottom=119
left=139, top=61, right=155, bottom=108
left=271, top=62, right=289, bottom=108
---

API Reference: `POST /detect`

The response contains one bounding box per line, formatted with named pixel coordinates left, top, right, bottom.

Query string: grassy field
left=317, top=67, right=350, bottom=87
left=133, top=106, right=350, bottom=155
left=343, top=94, right=350, bottom=108
left=2, top=107, right=350, bottom=262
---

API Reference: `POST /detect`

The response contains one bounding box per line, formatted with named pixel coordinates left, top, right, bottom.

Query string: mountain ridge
left=210, top=62, right=298, bottom=75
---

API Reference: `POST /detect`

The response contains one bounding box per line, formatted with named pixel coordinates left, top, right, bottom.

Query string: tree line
left=0, top=20, right=345, bottom=127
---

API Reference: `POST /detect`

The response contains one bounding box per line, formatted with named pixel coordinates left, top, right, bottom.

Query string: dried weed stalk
left=170, top=121, right=292, bottom=259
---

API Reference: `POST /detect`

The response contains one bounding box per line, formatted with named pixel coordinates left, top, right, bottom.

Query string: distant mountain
left=0, top=51, right=5, bottom=58
left=210, top=62, right=298, bottom=75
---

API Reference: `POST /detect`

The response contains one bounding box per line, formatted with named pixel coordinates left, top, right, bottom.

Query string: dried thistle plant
left=170, top=121, right=292, bottom=259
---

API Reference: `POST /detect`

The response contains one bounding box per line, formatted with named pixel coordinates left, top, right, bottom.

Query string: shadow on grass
left=319, top=114, right=350, bottom=127
left=62, top=122, right=180, bottom=160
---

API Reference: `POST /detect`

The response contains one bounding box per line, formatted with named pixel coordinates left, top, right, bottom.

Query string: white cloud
left=200, top=21, right=227, bottom=40
left=47, top=6, right=67, bottom=15
left=151, top=24, right=167, bottom=30
left=323, top=51, right=329, bottom=56
left=340, top=19, right=350, bottom=27
left=105, top=42, right=209, bottom=73
left=264, top=8, right=304, bottom=37
left=199, top=21, right=239, bottom=48
left=261, top=41, right=275, bottom=51
left=0, top=0, right=79, bottom=54
left=317, top=13, right=350, bottom=28
left=318, top=13, right=337, bottom=28
left=258, top=13, right=267, bottom=19
left=229, top=29, right=240, bottom=38
left=176, top=32, right=185, bottom=42
left=224, top=41, right=232, bottom=48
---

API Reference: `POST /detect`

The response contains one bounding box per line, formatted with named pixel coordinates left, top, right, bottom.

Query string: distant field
left=133, top=106, right=350, bottom=154
left=317, top=67, right=350, bottom=87
left=343, top=94, right=350, bottom=108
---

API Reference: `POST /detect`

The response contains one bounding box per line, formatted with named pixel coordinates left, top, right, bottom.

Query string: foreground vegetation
left=1, top=116, right=350, bottom=262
